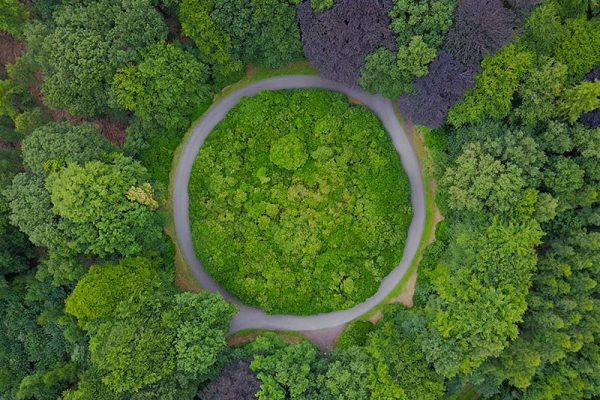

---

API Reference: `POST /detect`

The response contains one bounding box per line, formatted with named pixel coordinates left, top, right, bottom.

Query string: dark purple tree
left=398, top=51, right=474, bottom=128
left=198, top=359, right=261, bottom=400
left=580, top=65, right=600, bottom=127
left=296, top=0, right=396, bottom=86
left=444, top=0, right=516, bottom=72
left=505, top=0, right=543, bottom=20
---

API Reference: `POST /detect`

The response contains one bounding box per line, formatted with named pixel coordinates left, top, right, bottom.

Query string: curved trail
left=173, top=75, right=425, bottom=335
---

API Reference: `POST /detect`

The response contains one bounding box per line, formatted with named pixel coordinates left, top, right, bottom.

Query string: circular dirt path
left=173, top=75, right=425, bottom=335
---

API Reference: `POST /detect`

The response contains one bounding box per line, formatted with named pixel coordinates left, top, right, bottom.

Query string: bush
left=189, top=89, right=413, bottom=314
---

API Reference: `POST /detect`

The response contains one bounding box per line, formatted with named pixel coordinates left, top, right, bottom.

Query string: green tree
left=320, top=347, right=372, bottom=400
left=448, top=44, right=534, bottom=126
left=360, top=37, right=437, bottom=98
left=45, top=155, right=163, bottom=258
left=0, top=0, right=29, bottom=37
left=38, top=0, right=167, bottom=116
left=389, top=0, right=457, bottom=49
left=66, top=256, right=236, bottom=397
left=515, top=57, right=568, bottom=124
left=21, top=122, right=113, bottom=175
left=178, top=0, right=244, bottom=86
left=113, top=43, right=213, bottom=130
left=419, top=218, right=543, bottom=378
left=442, top=143, right=527, bottom=214
left=0, top=272, right=85, bottom=399
left=559, top=80, right=600, bottom=123
left=554, top=17, right=600, bottom=82
left=212, top=0, right=304, bottom=68
left=520, top=2, right=563, bottom=57
left=366, top=308, right=445, bottom=400
left=250, top=336, right=321, bottom=399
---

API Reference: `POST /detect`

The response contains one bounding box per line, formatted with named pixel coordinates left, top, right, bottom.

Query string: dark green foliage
left=178, top=0, right=244, bottom=87
left=336, top=320, right=374, bottom=349
left=0, top=0, right=29, bottom=36
left=113, top=43, right=213, bottom=131
left=21, top=122, right=113, bottom=175
left=212, top=0, right=303, bottom=69
left=366, top=307, right=445, bottom=399
left=35, top=0, right=168, bottom=116
left=189, top=89, right=412, bottom=314
left=0, top=272, right=86, bottom=399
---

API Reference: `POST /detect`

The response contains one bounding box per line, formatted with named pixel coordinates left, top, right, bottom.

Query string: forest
left=0, top=0, right=599, bottom=399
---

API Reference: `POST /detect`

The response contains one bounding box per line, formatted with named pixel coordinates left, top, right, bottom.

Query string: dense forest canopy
left=189, top=89, right=412, bottom=314
left=0, top=0, right=598, bottom=399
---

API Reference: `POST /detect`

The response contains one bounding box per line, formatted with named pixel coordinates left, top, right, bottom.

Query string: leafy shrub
left=189, top=89, right=412, bottom=314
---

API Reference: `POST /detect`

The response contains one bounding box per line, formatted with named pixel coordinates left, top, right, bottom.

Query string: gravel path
left=172, top=75, right=425, bottom=337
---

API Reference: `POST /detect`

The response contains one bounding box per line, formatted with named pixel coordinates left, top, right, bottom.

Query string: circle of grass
left=188, top=88, right=412, bottom=315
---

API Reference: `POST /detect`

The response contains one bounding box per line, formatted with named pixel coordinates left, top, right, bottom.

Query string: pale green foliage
left=559, top=80, right=600, bottom=123
left=448, top=45, right=534, bottom=126
left=65, top=256, right=168, bottom=327
left=442, top=143, right=526, bottom=214
left=269, top=134, right=308, bottom=171
left=310, top=0, right=334, bottom=10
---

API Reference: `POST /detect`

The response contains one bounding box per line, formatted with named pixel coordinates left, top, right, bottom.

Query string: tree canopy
left=189, top=89, right=412, bottom=314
